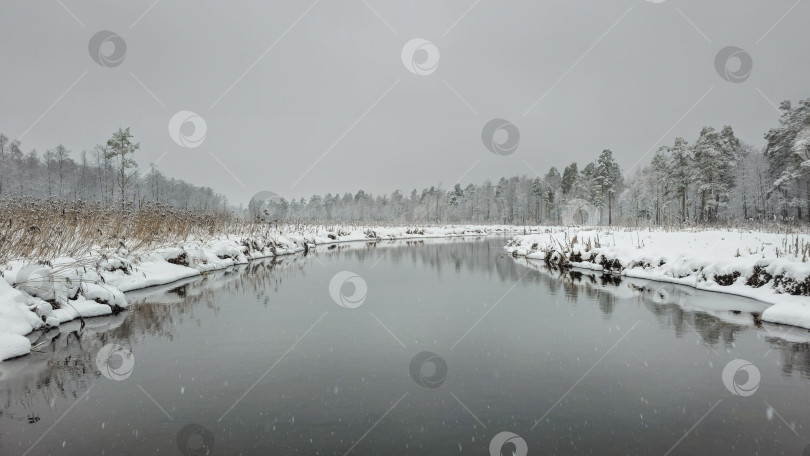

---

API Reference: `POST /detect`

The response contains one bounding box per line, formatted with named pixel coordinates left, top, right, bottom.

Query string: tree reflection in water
left=515, top=256, right=810, bottom=381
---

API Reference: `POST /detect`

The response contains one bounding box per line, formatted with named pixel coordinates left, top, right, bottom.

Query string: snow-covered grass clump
left=505, top=227, right=810, bottom=328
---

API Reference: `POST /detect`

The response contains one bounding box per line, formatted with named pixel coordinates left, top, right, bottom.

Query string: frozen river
left=1, top=237, right=809, bottom=455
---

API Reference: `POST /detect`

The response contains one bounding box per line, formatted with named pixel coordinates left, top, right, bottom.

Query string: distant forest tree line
left=2, top=98, right=809, bottom=226
left=251, top=97, right=810, bottom=226
left=0, top=128, right=227, bottom=210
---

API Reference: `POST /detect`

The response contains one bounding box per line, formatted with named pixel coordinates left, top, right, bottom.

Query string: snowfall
left=505, top=227, right=810, bottom=330
left=1, top=225, right=809, bottom=362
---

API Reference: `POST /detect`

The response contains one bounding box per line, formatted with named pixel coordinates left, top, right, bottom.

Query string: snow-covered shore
left=0, top=225, right=532, bottom=361
left=513, top=255, right=773, bottom=327
left=4, top=224, right=808, bottom=361
left=504, top=228, right=810, bottom=329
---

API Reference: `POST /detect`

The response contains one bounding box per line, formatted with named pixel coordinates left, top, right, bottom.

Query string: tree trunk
left=806, top=180, right=810, bottom=222
left=700, top=191, right=706, bottom=222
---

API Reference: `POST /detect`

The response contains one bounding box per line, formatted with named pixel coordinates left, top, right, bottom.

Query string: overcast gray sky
left=1, top=0, right=807, bottom=205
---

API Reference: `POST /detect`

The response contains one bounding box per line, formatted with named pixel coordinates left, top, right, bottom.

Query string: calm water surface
left=1, top=237, right=809, bottom=455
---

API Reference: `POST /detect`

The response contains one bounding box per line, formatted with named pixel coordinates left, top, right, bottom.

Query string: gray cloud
left=1, top=0, right=807, bottom=205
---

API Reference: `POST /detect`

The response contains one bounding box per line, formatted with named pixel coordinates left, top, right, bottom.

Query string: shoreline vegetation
left=1, top=222, right=809, bottom=362
left=504, top=228, right=810, bottom=330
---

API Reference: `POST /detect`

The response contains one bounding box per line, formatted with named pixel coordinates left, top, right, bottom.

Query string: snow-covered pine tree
left=666, top=137, right=691, bottom=223
left=105, top=127, right=140, bottom=211
left=650, top=147, right=671, bottom=225
left=597, top=149, right=623, bottom=225
left=692, top=126, right=738, bottom=222
left=764, top=98, right=810, bottom=221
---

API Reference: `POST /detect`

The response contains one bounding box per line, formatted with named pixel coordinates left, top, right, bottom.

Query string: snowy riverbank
left=504, top=228, right=810, bottom=329
left=0, top=225, right=532, bottom=361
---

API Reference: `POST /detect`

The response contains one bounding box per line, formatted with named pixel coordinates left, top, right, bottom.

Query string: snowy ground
left=504, top=227, right=810, bottom=329
left=0, top=225, right=535, bottom=361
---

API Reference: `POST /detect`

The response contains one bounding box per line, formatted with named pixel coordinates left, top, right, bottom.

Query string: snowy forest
left=2, top=97, right=809, bottom=226
left=253, top=97, right=810, bottom=226
left=0, top=128, right=227, bottom=210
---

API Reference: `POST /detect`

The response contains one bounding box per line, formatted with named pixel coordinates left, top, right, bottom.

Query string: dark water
left=1, top=237, right=810, bottom=456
